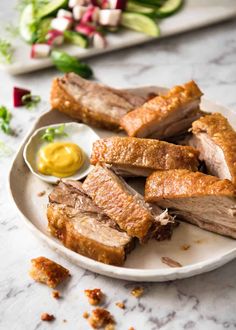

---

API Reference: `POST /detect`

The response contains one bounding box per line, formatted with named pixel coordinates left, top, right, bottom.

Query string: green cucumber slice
left=36, top=0, right=68, bottom=19
left=155, top=0, right=184, bottom=18
left=64, top=31, right=88, bottom=48
left=121, top=12, right=160, bottom=37
left=126, top=2, right=156, bottom=14
left=19, top=4, right=35, bottom=42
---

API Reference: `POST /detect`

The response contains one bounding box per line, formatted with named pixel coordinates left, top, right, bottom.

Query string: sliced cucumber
left=155, top=0, right=183, bottom=18
left=121, top=12, right=160, bottom=37
left=36, top=0, right=68, bottom=19
left=131, top=0, right=165, bottom=8
left=19, top=4, right=35, bottom=42
left=64, top=31, right=88, bottom=48
left=126, top=2, right=156, bottom=14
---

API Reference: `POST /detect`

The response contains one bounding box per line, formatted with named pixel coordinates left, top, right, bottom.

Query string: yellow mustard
left=37, top=142, right=84, bottom=178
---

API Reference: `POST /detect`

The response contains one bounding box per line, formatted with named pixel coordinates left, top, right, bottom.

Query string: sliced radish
left=75, top=23, right=96, bottom=36
left=93, top=32, right=107, bottom=49
left=108, top=0, right=127, bottom=9
left=69, top=0, right=90, bottom=7
left=13, top=87, right=31, bottom=107
left=31, top=44, right=51, bottom=59
left=51, top=17, right=72, bottom=32
left=57, top=9, right=73, bottom=19
left=73, top=5, right=88, bottom=20
left=101, top=0, right=109, bottom=8
left=99, top=9, right=121, bottom=26
left=81, top=6, right=100, bottom=23
left=46, top=30, right=64, bottom=46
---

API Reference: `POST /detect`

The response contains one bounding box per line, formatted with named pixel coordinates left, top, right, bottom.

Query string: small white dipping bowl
left=23, top=122, right=99, bottom=184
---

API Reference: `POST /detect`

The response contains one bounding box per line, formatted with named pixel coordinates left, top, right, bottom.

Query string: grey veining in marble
left=1, top=0, right=236, bottom=328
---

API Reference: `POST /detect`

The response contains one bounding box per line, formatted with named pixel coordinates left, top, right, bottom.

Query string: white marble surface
left=1, top=1, right=236, bottom=329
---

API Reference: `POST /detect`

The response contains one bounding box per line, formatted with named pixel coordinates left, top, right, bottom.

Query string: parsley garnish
left=0, top=39, right=13, bottom=64
left=0, top=106, right=12, bottom=134
left=42, top=124, right=68, bottom=142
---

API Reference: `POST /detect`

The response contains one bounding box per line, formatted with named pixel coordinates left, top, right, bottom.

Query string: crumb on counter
left=161, top=256, right=182, bottom=268
left=85, top=288, right=103, bottom=305
left=37, top=190, right=46, bottom=197
left=88, top=308, right=114, bottom=329
left=180, top=244, right=191, bottom=251
left=41, top=313, right=55, bottom=322
left=52, top=290, right=60, bottom=299
left=83, top=311, right=89, bottom=319
left=29, top=256, right=70, bottom=288
left=131, top=287, right=144, bottom=298
left=63, top=319, right=67, bottom=323
left=128, top=327, right=135, bottom=330
left=115, top=301, right=125, bottom=309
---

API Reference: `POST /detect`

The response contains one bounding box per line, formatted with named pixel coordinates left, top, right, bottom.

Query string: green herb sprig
left=0, top=39, right=13, bottom=64
left=22, top=94, right=41, bottom=110
left=0, top=106, right=12, bottom=134
left=42, top=124, right=68, bottom=142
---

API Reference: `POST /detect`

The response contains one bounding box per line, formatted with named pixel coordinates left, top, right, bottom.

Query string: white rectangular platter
left=1, top=0, right=236, bottom=75
left=8, top=85, right=236, bottom=282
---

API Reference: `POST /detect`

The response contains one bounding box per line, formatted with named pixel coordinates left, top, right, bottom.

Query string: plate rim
left=7, top=88, right=236, bottom=282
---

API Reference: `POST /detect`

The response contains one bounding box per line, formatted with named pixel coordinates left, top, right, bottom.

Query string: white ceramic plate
left=8, top=85, right=236, bottom=282
left=1, top=0, right=236, bottom=75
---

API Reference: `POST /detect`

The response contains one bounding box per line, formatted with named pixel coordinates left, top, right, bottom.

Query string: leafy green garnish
left=16, top=0, right=49, bottom=13
left=51, top=50, right=93, bottom=79
left=22, top=94, right=41, bottom=110
left=0, top=39, right=13, bottom=64
left=5, top=24, right=19, bottom=37
left=0, top=106, right=12, bottom=134
left=42, top=124, right=68, bottom=142
left=0, top=141, right=13, bottom=158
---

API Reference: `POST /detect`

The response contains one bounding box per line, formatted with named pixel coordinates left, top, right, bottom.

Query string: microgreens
left=0, top=106, right=12, bottom=134
left=42, top=124, right=68, bottom=142
left=0, top=39, right=13, bottom=64
left=22, top=94, right=41, bottom=110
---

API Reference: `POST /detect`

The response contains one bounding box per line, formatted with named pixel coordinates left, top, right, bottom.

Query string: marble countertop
left=1, top=2, right=236, bottom=329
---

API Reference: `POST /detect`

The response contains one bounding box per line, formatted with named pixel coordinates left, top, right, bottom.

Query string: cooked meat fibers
left=47, top=181, right=134, bottom=266
left=50, top=73, right=146, bottom=130
left=82, top=165, right=176, bottom=243
left=90, top=136, right=199, bottom=176
left=189, top=113, right=236, bottom=185
left=145, top=169, right=236, bottom=239
left=120, top=80, right=203, bottom=139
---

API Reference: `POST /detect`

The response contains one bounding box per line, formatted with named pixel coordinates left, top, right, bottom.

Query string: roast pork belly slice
left=50, top=73, right=146, bottom=130
left=189, top=113, right=236, bottom=185
left=47, top=180, right=134, bottom=266
left=90, top=136, right=200, bottom=177
left=120, top=80, right=203, bottom=139
left=145, top=169, right=236, bottom=239
left=82, top=165, right=176, bottom=243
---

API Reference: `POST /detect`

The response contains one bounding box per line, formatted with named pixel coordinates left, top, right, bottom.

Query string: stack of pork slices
left=48, top=73, right=236, bottom=266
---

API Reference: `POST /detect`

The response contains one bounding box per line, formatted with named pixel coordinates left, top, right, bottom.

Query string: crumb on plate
left=52, top=290, right=60, bottom=299
left=29, top=256, right=70, bottom=288
left=41, top=313, right=55, bottom=322
left=115, top=302, right=125, bottom=309
left=131, top=287, right=144, bottom=298
left=83, top=311, right=89, bottom=319
left=180, top=244, right=190, bottom=251
left=37, top=190, right=46, bottom=197
left=88, top=308, right=114, bottom=329
left=161, top=257, right=182, bottom=268
left=85, top=288, right=103, bottom=305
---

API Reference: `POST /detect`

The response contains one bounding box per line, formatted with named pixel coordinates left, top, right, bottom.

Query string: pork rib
left=50, top=73, right=146, bottom=130
left=90, top=136, right=199, bottom=176
left=120, top=81, right=203, bottom=139
left=145, top=169, right=236, bottom=239
left=82, top=165, right=176, bottom=242
left=47, top=180, right=134, bottom=266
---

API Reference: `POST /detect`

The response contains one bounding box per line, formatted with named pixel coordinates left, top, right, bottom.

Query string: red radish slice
left=101, top=0, right=109, bottom=8
left=75, top=23, right=96, bottom=36
left=73, top=5, right=87, bottom=20
left=31, top=44, right=51, bottom=59
left=108, top=0, right=126, bottom=9
left=91, top=0, right=99, bottom=5
left=93, top=32, right=107, bottom=48
left=46, top=30, right=64, bottom=46
left=51, top=17, right=72, bottom=32
left=81, top=6, right=100, bottom=23
left=57, top=9, right=73, bottom=19
left=13, top=87, right=31, bottom=107
left=99, top=9, right=121, bottom=26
